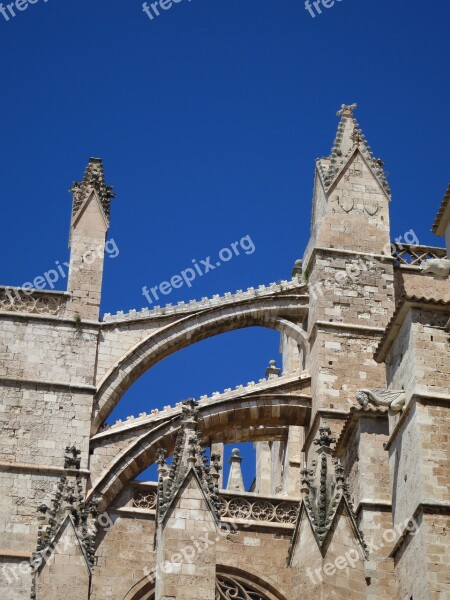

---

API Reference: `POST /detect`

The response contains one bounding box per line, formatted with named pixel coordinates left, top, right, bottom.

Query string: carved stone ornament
left=156, top=399, right=222, bottom=522
left=337, top=194, right=354, bottom=213
left=70, top=157, right=115, bottom=223
left=350, top=129, right=363, bottom=145
left=420, top=258, right=450, bottom=279
left=289, top=426, right=367, bottom=557
left=313, top=424, right=336, bottom=448
left=0, top=289, right=65, bottom=317
left=336, top=103, right=358, bottom=117
left=31, top=450, right=101, bottom=600
left=64, top=446, right=81, bottom=470
left=364, top=198, right=379, bottom=216
left=356, top=388, right=406, bottom=413
left=216, top=575, right=270, bottom=600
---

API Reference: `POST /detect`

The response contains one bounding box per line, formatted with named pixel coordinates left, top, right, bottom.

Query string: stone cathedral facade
left=0, top=105, right=449, bottom=600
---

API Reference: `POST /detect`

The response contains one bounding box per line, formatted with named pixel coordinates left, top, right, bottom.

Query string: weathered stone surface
left=1, top=108, right=448, bottom=600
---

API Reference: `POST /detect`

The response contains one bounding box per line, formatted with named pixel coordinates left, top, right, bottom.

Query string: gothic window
left=215, top=575, right=271, bottom=600
left=146, top=575, right=273, bottom=600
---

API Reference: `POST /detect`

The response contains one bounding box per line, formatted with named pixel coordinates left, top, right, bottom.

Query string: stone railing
left=102, top=277, right=306, bottom=323
left=218, top=493, right=299, bottom=525
left=130, top=484, right=299, bottom=527
left=392, top=243, right=447, bottom=267
left=0, top=287, right=67, bottom=317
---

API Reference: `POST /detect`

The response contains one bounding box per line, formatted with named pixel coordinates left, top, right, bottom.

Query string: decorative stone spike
left=70, top=157, right=115, bottom=223
left=156, top=399, right=222, bottom=522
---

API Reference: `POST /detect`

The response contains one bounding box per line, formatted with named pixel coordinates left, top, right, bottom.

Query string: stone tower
left=0, top=106, right=448, bottom=600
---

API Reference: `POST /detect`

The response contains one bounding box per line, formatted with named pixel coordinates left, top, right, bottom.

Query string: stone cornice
left=112, top=507, right=156, bottom=519
left=0, top=376, right=96, bottom=393
left=0, top=286, right=70, bottom=297
left=0, top=461, right=90, bottom=476
left=355, top=499, right=392, bottom=515
left=0, top=549, right=32, bottom=559
left=0, top=310, right=100, bottom=327
left=221, top=517, right=295, bottom=531
left=303, top=245, right=394, bottom=277
left=334, top=405, right=388, bottom=458
left=384, top=393, right=450, bottom=452
left=311, top=319, right=385, bottom=337
left=389, top=501, right=450, bottom=559
left=375, top=297, right=450, bottom=363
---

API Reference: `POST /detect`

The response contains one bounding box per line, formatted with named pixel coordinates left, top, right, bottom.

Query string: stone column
left=254, top=442, right=272, bottom=495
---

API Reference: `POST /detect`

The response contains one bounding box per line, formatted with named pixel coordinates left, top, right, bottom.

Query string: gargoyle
left=420, top=258, right=450, bottom=279
left=356, top=389, right=405, bottom=413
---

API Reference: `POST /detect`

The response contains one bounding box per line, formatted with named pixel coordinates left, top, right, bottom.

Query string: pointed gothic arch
left=122, top=568, right=288, bottom=600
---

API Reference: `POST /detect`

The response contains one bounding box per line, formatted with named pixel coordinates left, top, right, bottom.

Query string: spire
left=226, top=448, right=245, bottom=492
left=156, top=399, right=222, bottom=521
left=69, top=157, right=115, bottom=224
left=317, top=103, right=390, bottom=198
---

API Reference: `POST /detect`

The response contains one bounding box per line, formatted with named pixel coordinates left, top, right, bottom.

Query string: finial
left=337, top=103, right=357, bottom=117
left=291, top=259, right=303, bottom=278
left=64, top=446, right=81, bottom=470
left=313, top=423, right=336, bottom=448
left=181, top=398, right=199, bottom=423
left=265, top=359, right=281, bottom=379
left=229, top=448, right=242, bottom=462
left=70, top=157, right=115, bottom=223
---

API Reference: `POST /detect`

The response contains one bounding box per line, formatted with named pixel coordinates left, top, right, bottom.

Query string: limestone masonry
left=0, top=104, right=449, bottom=600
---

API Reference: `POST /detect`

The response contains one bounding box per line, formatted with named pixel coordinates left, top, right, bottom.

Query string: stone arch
left=93, top=299, right=308, bottom=432
left=122, top=577, right=153, bottom=600
left=87, top=393, right=310, bottom=510
left=216, top=566, right=289, bottom=600
left=122, top=566, right=288, bottom=600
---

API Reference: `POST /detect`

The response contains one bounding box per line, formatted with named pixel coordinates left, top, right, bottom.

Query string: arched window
left=216, top=575, right=271, bottom=600
left=125, top=570, right=285, bottom=600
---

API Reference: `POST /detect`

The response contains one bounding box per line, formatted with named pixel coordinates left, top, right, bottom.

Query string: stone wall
left=0, top=315, right=96, bottom=561
left=35, top=519, right=90, bottom=600
left=291, top=506, right=367, bottom=600
left=90, top=513, right=156, bottom=600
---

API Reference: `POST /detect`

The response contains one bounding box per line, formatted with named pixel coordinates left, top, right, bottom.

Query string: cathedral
left=0, top=104, right=449, bottom=600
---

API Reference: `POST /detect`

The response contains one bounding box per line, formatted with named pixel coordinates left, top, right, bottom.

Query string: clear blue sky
left=1, top=0, right=449, bottom=486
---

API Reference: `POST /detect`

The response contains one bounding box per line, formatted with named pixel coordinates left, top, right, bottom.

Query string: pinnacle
left=318, top=103, right=391, bottom=198
left=70, top=157, right=115, bottom=223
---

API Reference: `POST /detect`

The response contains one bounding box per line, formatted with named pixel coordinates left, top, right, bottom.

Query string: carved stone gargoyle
left=420, top=258, right=450, bottom=279
left=356, top=388, right=406, bottom=413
